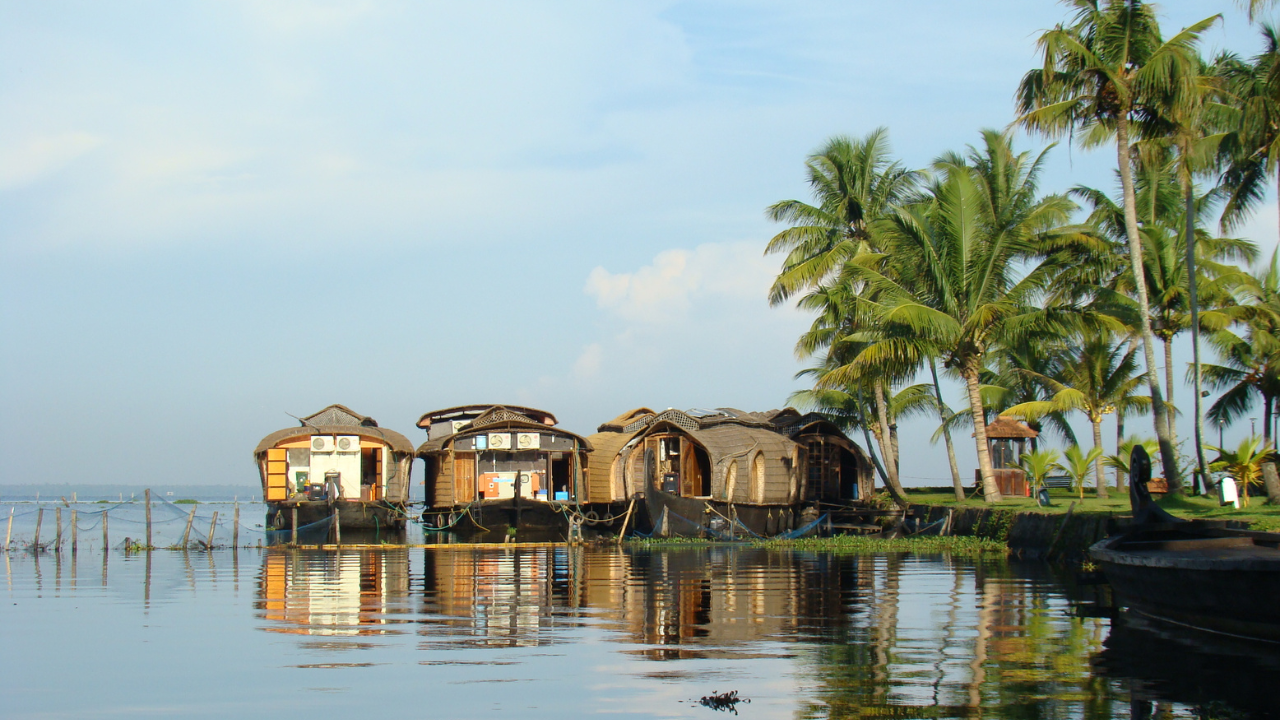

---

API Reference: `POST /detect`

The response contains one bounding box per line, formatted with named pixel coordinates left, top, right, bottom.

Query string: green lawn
left=901, top=486, right=1280, bottom=531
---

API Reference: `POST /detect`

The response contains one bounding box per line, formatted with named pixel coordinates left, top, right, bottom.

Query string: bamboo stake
left=5, top=507, right=12, bottom=551
left=616, top=498, right=636, bottom=545
left=181, top=505, right=196, bottom=548
left=206, top=511, right=219, bottom=548
left=34, top=508, right=43, bottom=551
left=55, top=507, right=63, bottom=553
left=102, top=510, right=109, bottom=551
left=145, top=489, right=152, bottom=549
left=232, top=503, right=240, bottom=548
left=291, top=507, right=298, bottom=546
left=71, top=510, right=78, bottom=555
left=334, top=509, right=341, bottom=546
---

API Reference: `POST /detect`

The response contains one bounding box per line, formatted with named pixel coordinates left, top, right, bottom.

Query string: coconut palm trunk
left=1091, top=418, right=1108, bottom=499
left=964, top=363, right=1003, bottom=503
left=1162, top=338, right=1179, bottom=444
left=1117, top=113, right=1182, bottom=488
left=931, top=359, right=965, bottom=502
left=1116, top=410, right=1127, bottom=491
left=873, top=378, right=909, bottom=505
left=1183, top=179, right=1208, bottom=495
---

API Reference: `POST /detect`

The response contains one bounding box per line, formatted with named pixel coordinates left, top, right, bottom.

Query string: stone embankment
left=909, top=504, right=1124, bottom=561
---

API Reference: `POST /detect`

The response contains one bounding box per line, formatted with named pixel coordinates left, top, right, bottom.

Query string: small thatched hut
left=253, top=404, right=415, bottom=531
left=978, top=417, right=1039, bottom=496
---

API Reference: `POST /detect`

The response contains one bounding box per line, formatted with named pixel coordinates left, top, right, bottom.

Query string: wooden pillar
left=102, top=511, right=109, bottom=551
left=34, top=507, right=43, bottom=550
left=232, top=503, right=240, bottom=548
left=55, top=507, right=63, bottom=553
left=334, top=509, right=341, bottom=546
left=71, top=510, right=78, bottom=555
left=144, top=489, right=152, bottom=549
left=291, top=507, right=298, bottom=546
left=207, top=511, right=219, bottom=548
left=181, top=505, right=196, bottom=548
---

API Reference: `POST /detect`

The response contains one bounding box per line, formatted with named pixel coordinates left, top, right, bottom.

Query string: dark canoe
left=1089, top=444, right=1280, bottom=642
left=1089, top=521, right=1280, bottom=642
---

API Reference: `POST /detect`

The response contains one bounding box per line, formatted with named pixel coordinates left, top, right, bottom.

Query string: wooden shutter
left=265, top=448, right=288, bottom=501
left=454, top=452, right=476, bottom=503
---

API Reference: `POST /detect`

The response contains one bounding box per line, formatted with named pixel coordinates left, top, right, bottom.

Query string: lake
left=3, top=527, right=1279, bottom=718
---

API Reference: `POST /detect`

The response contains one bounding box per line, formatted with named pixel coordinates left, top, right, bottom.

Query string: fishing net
left=0, top=499, right=268, bottom=552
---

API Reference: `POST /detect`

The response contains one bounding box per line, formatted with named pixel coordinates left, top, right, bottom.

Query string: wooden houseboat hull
left=642, top=485, right=804, bottom=538
left=266, top=499, right=408, bottom=532
left=420, top=498, right=628, bottom=542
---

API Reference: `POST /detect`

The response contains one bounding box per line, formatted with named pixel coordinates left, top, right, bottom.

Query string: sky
left=2, top=0, right=1277, bottom=489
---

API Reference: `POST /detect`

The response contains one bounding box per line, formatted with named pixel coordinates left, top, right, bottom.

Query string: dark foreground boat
left=1089, top=446, right=1280, bottom=642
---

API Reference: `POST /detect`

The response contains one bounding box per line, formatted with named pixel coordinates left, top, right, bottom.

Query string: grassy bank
left=902, top=487, right=1280, bottom=531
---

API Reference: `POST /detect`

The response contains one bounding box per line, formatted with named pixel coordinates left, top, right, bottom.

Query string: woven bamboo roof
left=254, top=424, right=415, bottom=457
left=417, top=404, right=557, bottom=429
left=417, top=418, right=593, bottom=456
left=596, top=407, right=656, bottom=433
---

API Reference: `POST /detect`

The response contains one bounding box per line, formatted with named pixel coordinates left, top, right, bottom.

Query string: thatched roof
left=417, top=418, right=593, bottom=456
left=985, top=417, right=1039, bottom=439
left=596, top=407, right=656, bottom=433
left=645, top=417, right=795, bottom=463
left=302, top=404, right=378, bottom=427
left=254, top=424, right=415, bottom=457
left=417, top=404, right=557, bottom=429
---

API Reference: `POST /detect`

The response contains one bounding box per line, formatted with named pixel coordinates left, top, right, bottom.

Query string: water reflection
left=213, top=547, right=1280, bottom=718
left=258, top=549, right=411, bottom=636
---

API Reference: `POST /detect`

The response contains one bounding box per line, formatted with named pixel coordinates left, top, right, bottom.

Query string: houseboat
left=416, top=404, right=598, bottom=541
left=589, top=407, right=873, bottom=537
left=254, top=404, right=415, bottom=536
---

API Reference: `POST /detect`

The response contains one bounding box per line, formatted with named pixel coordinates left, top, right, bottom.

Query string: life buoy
left=584, top=510, right=600, bottom=525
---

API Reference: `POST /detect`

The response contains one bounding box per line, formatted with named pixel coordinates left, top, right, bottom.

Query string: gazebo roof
left=985, top=417, right=1039, bottom=439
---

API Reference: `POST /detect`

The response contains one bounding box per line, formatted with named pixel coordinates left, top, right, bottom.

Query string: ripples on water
left=3, top=545, right=1277, bottom=719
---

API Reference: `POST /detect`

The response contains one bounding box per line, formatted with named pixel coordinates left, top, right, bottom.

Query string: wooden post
left=232, top=503, right=240, bottom=548
left=291, top=507, right=298, bottom=546
left=102, top=510, right=109, bottom=551
left=334, top=509, right=341, bottom=546
left=616, top=498, right=636, bottom=545
left=144, top=489, right=152, bottom=549
left=181, top=505, right=196, bottom=548
left=206, top=511, right=219, bottom=548
left=56, top=507, right=63, bottom=553
left=71, top=510, right=78, bottom=555
left=34, top=507, right=43, bottom=551
left=5, top=507, right=13, bottom=551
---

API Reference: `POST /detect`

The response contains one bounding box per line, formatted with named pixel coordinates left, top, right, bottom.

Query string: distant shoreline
left=0, top=483, right=259, bottom=502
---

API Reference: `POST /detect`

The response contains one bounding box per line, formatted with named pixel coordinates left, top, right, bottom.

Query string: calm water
left=3, top=545, right=1277, bottom=719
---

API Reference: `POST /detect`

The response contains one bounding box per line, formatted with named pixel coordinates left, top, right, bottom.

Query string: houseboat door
left=454, top=452, right=476, bottom=503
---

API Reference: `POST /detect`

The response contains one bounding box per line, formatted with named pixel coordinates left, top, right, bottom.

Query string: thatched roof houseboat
left=254, top=404, right=414, bottom=536
left=416, top=404, right=596, bottom=540
left=589, top=407, right=873, bottom=537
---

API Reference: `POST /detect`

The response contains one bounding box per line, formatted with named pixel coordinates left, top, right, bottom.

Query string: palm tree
left=765, top=131, right=922, bottom=499
left=830, top=130, right=1079, bottom=503
left=1063, top=445, right=1104, bottom=499
left=1219, top=26, right=1280, bottom=239
left=1240, top=0, right=1277, bottom=23
left=1105, top=435, right=1160, bottom=489
left=1016, top=0, right=1219, bottom=490
left=1001, top=331, right=1151, bottom=499
left=765, top=129, right=921, bottom=304
left=1022, top=448, right=1064, bottom=497
left=1204, top=250, right=1280, bottom=443
left=1209, top=435, right=1273, bottom=506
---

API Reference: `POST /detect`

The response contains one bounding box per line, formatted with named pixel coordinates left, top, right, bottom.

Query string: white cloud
left=584, top=241, right=776, bottom=324
left=572, top=342, right=604, bottom=380
left=0, top=132, right=103, bottom=190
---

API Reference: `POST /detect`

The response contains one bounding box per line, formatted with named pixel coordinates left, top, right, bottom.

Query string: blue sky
left=2, top=0, right=1275, bottom=488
